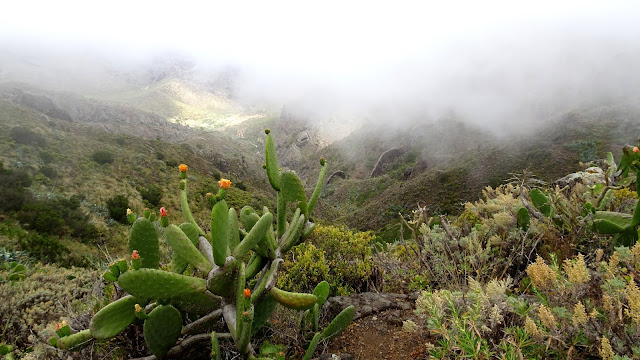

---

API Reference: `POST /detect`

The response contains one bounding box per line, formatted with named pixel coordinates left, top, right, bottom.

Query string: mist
left=1, top=1, right=640, bottom=133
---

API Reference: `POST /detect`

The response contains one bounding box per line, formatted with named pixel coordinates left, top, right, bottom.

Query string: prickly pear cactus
left=58, top=131, right=352, bottom=359
left=593, top=144, right=640, bottom=246
left=128, top=217, right=159, bottom=269
left=143, top=305, right=183, bottom=358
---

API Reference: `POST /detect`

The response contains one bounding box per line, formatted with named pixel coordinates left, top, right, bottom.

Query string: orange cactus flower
left=219, top=178, right=231, bottom=189
left=179, top=164, right=188, bottom=173
left=131, top=250, right=140, bottom=260
left=134, top=304, right=143, bottom=313
left=634, top=146, right=639, bottom=154
left=243, top=288, right=251, bottom=299
left=159, top=207, right=168, bottom=217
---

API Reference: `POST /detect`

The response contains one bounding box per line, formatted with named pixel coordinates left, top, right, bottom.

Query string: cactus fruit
left=143, top=305, right=183, bottom=358
left=90, top=295, right=140, bottom=339
left=164, top=224, right=213, bottom=274
left=269, top=287, right=318, bottom=310
left=118, top=268, right=207, bottom=300
left=128, top=217, right=159, bottom=269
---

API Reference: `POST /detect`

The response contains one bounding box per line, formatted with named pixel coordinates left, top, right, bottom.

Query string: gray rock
left=554, top=167, right=605, bottom=188
left=323, top=292, right=418, bottom=320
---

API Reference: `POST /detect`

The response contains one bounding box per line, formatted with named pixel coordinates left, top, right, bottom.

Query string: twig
left=132, top=333, right=233, bottom=360
left=182, top=309, right=223, bottom=335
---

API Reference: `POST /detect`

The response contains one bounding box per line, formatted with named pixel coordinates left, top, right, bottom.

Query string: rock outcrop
left=554, top=167, right=606, bottom=189
left=323, top=292, right=419, bottom=321
left=370, top=147, right=408, bottom=177
left=327, top=170, right=347, bottom=184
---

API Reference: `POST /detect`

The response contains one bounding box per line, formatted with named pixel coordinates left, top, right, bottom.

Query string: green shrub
left=10, top=126, right=45, bottom=146
left=279, top=224, right=375, bottom=296
left=0, top=164, right=33, bottom=212
left=17, top=203, right=65, bottom=235
left=91, top=150, right=114, bottom=165
left=16, top=232, right=69, bottom=264
left=38, top=150, right=55, bottom=164
left=39, top=165, right=58, bottom=179
left=106, top=194, right=129, bottom=223
left=138, top=185, right=163, bottom=207
left=277, top=243, right=329, bottom=293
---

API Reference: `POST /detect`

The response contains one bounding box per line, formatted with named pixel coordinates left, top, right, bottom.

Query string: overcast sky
left=1, top=1, right=640, bottom=130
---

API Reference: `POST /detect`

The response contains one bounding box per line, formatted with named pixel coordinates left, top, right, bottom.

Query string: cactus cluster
left=593, top=145, right=640, bottom=246
left=54, top=130, right=354, bottom=359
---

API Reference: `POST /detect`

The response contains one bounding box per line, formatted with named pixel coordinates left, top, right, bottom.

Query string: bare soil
left=327, top=309, right=430, bottom=360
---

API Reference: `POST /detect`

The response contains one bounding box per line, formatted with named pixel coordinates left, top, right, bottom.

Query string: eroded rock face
left=323, top=292, right=419, bottom=321
left=370, top=147, right=407, bottom=177
left=13, top=89, right=72, bottom=121
left=327, top=170, right=347, bottom=184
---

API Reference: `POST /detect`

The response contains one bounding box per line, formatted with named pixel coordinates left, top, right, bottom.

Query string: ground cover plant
left=394, top=144, right=640, bottom=359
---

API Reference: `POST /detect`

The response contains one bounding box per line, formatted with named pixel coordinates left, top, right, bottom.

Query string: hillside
left=0, top=86, right=277, bottom=265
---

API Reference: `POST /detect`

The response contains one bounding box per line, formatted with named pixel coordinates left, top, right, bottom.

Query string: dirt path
left=327, top=309, right=429, bottom=360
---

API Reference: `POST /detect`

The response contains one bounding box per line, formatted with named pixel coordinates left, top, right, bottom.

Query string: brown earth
left=327, top=309, right=430, bottom=360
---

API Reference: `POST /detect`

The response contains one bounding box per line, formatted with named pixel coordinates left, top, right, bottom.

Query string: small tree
left=91, top=150, right=114, bottom=165
left=106, top=195, right=129, bottom=223
left=138, top=185, right=163, bottom=207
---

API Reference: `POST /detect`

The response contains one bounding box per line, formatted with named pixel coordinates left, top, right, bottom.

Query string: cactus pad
left=210, top=200, right=230, bottom=266
left=280, top=171, right=308, bottom=217
left=118, top=268, right=206, bottom=300
left=128, top=217, right=159, bottom=269
left=232, top=212, right=273, bottom=259
left=265, top=131, right=281, bottom=190
left=56, top=329, right=92, bottom=350
left=164, top=224, right=212, bottom=274
left=321, top=305, right=355, bottom=341
left=270, top=287, right=317, bottom=310
left=90, top=295, right=139, bottom=339
left=143, top=305, right=183, bottom=358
